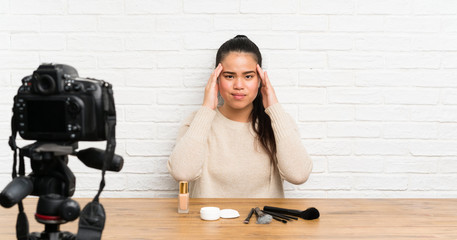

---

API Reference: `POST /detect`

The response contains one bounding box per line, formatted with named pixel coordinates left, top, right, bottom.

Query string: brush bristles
left=254, top=207, right=273, bottom=224
left=302, top=207, right=320, bottom=220
left=256, top=214, right=272, bottom=224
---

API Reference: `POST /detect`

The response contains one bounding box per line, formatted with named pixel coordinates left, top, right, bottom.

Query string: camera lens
left=36, top=74, right=56, bottom=95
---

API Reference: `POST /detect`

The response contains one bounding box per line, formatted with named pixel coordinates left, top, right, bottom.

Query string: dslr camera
left=15, top=63, right=110, bottom=141
left=0, top=63, right=122, bottom=240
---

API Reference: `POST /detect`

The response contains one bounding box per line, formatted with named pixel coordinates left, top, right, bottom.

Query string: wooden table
left=1, top=198, right=456, bottom=239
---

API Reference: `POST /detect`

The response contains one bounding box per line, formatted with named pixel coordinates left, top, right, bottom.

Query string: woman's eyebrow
left=222, top=71, right=256, bottom=74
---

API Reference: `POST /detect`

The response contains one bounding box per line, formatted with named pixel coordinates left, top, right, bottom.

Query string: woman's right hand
left=202, top=63, right=223, bottom=110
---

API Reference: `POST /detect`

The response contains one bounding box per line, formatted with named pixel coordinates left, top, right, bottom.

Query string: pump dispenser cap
left=179, top=181, right=188, bottom=194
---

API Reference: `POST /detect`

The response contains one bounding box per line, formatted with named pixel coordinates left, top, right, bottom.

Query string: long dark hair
left=215, top=35, right=277, bottom=162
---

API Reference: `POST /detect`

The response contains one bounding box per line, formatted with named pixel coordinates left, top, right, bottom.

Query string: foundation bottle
left=178, top=181, right=189, bottom=213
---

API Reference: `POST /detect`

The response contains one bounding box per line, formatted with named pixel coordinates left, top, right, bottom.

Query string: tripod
left=1, top=140, right=122, bottom=240
left=4, top=142, right=81, bottom=240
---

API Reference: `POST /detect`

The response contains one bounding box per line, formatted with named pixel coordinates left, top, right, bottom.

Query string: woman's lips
left=232, top=93, right=246, bottom=100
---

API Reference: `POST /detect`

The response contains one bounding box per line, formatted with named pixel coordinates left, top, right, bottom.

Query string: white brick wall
left=0, top=0, right=456, bottom=199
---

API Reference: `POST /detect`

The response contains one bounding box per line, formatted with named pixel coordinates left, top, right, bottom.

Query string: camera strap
left=9, top=111, right=30, bottom=240
left=77, top=82, right=116, bottom=240
left=95, top=82, right=116, bottom=202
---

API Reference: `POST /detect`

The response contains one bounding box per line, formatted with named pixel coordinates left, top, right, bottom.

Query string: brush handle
left=262, top=210, right=298, bottom=220
left=263, top=206, right=302, bottom=217
left=254, top=207, right=264, bottom=217
left=271, top=216, right=287, bottom=224
left=244, top=208, right=255, bottom=224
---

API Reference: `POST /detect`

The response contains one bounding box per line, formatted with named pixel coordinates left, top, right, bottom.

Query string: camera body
left=14, top=63, right=110, bottom=141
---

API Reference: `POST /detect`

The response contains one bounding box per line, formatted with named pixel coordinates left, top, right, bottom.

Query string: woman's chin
left=224, top=102, right=252, bottom=111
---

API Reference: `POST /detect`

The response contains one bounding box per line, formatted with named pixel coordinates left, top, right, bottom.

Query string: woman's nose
left=233, top=78, right=244, bottom=89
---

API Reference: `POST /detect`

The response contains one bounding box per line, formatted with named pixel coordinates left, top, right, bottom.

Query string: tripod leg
left=61, top=231, right=76, bottom=240
left=29, top=232, right=39, bottom=240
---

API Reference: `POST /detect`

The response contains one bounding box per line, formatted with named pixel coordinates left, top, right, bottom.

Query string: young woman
left=168, top=35, right=312, bottom=198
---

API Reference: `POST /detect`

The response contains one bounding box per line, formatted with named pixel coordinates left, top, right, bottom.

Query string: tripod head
left=0, top=142, right=77, bottom=209
left=0, top=141, right=123, bottom=240
left=1, top=142, right=123, bottom=209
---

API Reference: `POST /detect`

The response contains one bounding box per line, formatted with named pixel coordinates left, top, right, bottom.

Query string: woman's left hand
left=257, top=64, right=279, bottom=109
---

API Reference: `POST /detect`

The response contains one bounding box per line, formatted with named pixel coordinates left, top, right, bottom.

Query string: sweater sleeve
left=265, top=103, right=313, bottom=185
left=167, top=106, right=216, bottom=181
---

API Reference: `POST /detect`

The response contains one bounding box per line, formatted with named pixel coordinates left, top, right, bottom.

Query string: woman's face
left=218, top=52, right=260, bottom=112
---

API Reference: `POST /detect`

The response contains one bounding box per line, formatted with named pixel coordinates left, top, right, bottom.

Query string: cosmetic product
left=254, top=207, right=272, bottom=224
left=270, top=215, right=287, bottom=224
left=200, top=207, right=220, bottom=220
left=263, top=206, right=320, bottom=220
left=178, top=181, right=189, bottom=214
left=262, top=210, right=297, bottom=221
left=200, top=207, right=240, bottom=220
left=220, top=209, right=240, bottom=218
left=244, top=208, right=255, bottom=224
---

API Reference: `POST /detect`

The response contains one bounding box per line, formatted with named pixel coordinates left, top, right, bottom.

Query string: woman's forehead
left=221, top=52, right=257, bottom=71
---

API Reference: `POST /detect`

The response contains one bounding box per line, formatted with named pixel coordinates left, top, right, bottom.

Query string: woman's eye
left=246, top=75, right=254, bottom=79
left=224, top=75, right=234, bottom=79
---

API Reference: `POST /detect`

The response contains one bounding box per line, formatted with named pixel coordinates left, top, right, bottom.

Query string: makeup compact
left=200, top=207, right=220, bottom=220
left=200, top=207, right=240, bottom=221
left=220, top=209, right=240, bottom=218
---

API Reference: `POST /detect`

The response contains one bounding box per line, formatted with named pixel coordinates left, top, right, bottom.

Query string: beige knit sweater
left=167, top=103, right=312, bottom=198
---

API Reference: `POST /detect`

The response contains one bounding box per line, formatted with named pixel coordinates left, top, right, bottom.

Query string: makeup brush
left=254, top=207, right=272, bottom=224
left=244, top=208, right=255, bottom=224
left=262, top=210, right=298, bottom=221
left=263, top=206, right=320, bottom=220
left=270, top=215, right=287, bottom=224
left=262, top=210, right=287, bottom=224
